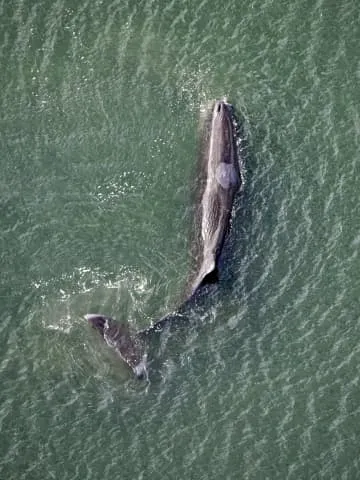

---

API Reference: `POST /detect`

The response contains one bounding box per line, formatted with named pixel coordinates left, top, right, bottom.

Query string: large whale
left=190, top=99, right=241, bottom=296
left=86, top=99, right=242, bottom=378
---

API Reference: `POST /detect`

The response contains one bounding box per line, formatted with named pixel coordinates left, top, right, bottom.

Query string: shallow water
left=1, top=0, right=360, bottom=478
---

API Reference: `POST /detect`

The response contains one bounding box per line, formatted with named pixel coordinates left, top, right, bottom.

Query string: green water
left=1, top=0, right=360, bottom=478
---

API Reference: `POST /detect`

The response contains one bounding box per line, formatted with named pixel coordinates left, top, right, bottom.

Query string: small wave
left=35, top=266, right=152, bottom=334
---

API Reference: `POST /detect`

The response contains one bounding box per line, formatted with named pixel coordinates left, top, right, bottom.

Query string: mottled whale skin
left=86, top=314, right=148, bottom=379
left=190, top=99, right=241, bottom=295
left=86, top=99, right=242, bottom=377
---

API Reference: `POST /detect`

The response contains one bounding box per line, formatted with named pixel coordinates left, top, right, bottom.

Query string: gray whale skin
left=86, top=99, right=241, bottom=379
left=190, top=98, right=241, bottom=294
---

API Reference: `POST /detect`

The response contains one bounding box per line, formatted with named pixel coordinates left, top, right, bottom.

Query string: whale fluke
left=86, top=314, right=148, bottom=380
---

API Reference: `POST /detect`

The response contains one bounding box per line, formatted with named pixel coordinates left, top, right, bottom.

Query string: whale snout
left=213, top=99, right=233, bottom=119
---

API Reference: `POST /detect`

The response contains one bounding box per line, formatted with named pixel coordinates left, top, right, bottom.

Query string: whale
left=139, top=99, right=242, bottom=335
left=189, top=99, right=241, bottom=296
left=86, top=99, right=242, bottom=377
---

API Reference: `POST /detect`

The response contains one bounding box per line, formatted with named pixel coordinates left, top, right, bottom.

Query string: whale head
left=213, top=99, right=233, bottom=122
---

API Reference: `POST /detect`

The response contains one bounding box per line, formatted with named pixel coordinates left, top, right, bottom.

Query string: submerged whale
left=86, top=99, right=242, bottom=378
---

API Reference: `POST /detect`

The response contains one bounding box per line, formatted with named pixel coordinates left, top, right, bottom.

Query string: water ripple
left=1, top=0, right=360, bottom=478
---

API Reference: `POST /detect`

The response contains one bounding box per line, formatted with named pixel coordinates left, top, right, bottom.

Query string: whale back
left=189, top=100, right=241, bottom=296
